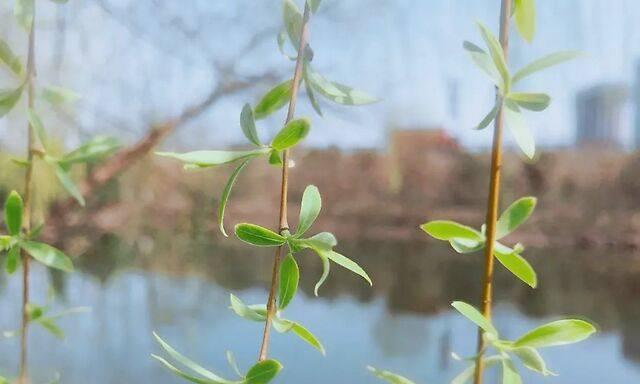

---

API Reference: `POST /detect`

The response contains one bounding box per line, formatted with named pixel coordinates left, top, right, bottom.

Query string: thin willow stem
left=473, top=1, right=511, bottom=383
left=258, top=2, right=311, bottom=362
left=18, top=11, right=37, bottom=384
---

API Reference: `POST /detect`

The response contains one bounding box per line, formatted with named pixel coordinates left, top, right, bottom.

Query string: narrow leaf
left=37, top=317, right=64, bottom=339
left=290, top=322, right=325, bottom=355
left=218, top=160, right=250, bottom=237
left=0, top=39, right=23, bottom=76
left=254, top=80, right=292, bottom=120
left=0, top=86, right=24, bottom=118
left=304, top=68, right=323, bottom=116
left=307, top=0, right=322, bottom=13
left=27, top=108, right=48, bottom=151
left=268, top=150, right=282, bottom=166
left=61, top=136, right=120, bottom=165
left=245, top=359, right=282, bottom=384
left=514, top=319, right=597, bottom=348
left=451, top=301, right=498, bottom=336
left=512, top=51, right=582, bottom=85
left=496, top=197, right=537, bottom=239
left=502, top=358, right=522, bottom=384
left=367, top=366, right=416, bottom=384
left=271, top=118, right=310, bottom=151
left=306, top=66, right=378, bottom=105
left=313, top=251, right=330, bottom=296
left=507, top=92, right=550, bottom=112
left=157, top=148, right=269, bottom=168
left=240, top=103, right=261, bottom=146
left=152, top=354, right=226, bottom=384
left=477, top=23, right=510, bottom=91
left=4, top=245, right=21, bottom=274
left=450, top=238, right=484, bottom=254
left=494, top=242, right=537, bottom=288
left=234, top=223, right=286, bottom=247
left=512, top=346, right=556, bottom=376
left=4, top=190, right=23, bottom=235
left=475, top=102, right=498, bottom=130
left=41, top=86, right=80, bottom=105
left=20, top=241, right=73, bottom=272
left=51, top=162, right=85, bottom=206
left=278, top=253, right=299, bottom=310
left=283, top=0, right=303, bottom=48
left=295, top=185, right=321, bottom=236
left=514, top=0, right=536, bottom=43
left=14, top=0, right=34, bottom=30
left=325, top=250, right=371, bottom=286
left=504, top=101, right=535, bottom=159
left=463, top=41, right=504, bottom=89
left=225, top=351, right=243, bottom=378
left=229, top=294, right=266, bottom=322
left=420, top=221, right=484, bottom=242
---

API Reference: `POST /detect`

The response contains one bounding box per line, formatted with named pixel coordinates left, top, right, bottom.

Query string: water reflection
left=0, top=236, right=639, bottom=383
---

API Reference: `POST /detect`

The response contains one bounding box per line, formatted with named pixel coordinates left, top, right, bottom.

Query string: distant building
left=576, top=83, right=629, bottom=148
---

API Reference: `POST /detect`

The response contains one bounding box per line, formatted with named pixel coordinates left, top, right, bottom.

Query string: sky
left=2, top=0, right=640, bottom=152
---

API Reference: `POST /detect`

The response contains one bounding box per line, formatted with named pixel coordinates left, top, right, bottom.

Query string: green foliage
left=235, top=224, right=287, bottom=247
left=449, top=301, right=596, bottom=383
left=367, top=366, right=416, bottom=384
left=254, top=80, right=293, bottom=120
left=278, top=253, right=299, bottom=310
left=4, top=190, right=23, bottom=236
left=270, top=118, right=310, bottom=151
left=153, top=332, right=282, bottom=384
left=0, top=38, right=23, bottom=76
left=0, top=86, right=24, bottom=118
left=421, top=197, right=537, bottom=287
left=513, top=0, right=536, bottom=43
left=14, top=0, right=34, bottom=30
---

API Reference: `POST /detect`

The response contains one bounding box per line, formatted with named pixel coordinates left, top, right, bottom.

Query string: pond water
left=0, top=239, right=639, bottom=383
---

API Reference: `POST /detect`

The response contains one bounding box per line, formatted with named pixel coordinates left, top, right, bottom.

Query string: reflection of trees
left=372, top=312, right=429, bottom=358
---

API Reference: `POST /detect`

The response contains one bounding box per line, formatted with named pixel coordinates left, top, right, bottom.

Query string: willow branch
left=258, top=1, right=311, bottom=362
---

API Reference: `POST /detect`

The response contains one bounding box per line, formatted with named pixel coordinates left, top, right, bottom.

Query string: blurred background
left=1, top=0, right=640, bottom=383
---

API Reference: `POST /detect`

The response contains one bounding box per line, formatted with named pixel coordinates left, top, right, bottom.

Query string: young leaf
left=245, top=359, right=282, bottom=384
left=304, top=69, right=323, bottom=116
left=513, top=319, right=597, bottom=348
left=325, top=250, right=372, bottom=286
left=229, top=294, right=266, bottom=322
left=0, top=39, right=23, bottom=76
left=502, top=358, right=523, bottom=384
left=51, top=162, right=85, bottom=206
left=512, top=51, right=582, bottom=85
left=14, top=0, right=34, bottom=30
left=476, top=23, right=510, bottom=92
left=240, top=103, right=262, bottom=146
left=41, top=86, right=80, bottom=105
left=494, top=242, right=537, bottom=288
left=4, top=190, right=23, bottom=235
left=420, top=221, right=484, bottom=242
left=513, top=0, right=536, bottom=43
left=4, top=245, right=21, bottom=274
left=225, top=351, right=243, bottom=378
left=463, top=41, right=504, bottom=89
left=278, top=253, right=299, bottom=310
left=157, top=148, right=269, bottom=168
left=295, top=185, right=321, bottom=236
left=451, top=301, right=498, bottom=336
left=307, top=0, right=322, bottom=13
left=27, top=108, right=48, bottom=151
left=306, top=232, right=337, bottom=249
left=504, top=101, right=535, bottom=159
left=313, top=251, right=330, bottom=296
left=283, top=0, right=303, bottom=47
left=152, top=332, right=231, bottom=383
left=511, top=346, right=556, bottom=376
left=367, top=366, right=416, bottom=384
left=61, top=136, right=120, bottom=165
left=507, top=92, right=550, bottom=112
left=277, top=29, right=297, bottom=60
left=234, top=223, right=286, bottom=247
left=450, top=238, right=484, bottom=254
left=475, top=102, right=498, bottom=130
left=306, top=66, right=378, bottom=105
left=37, top=317, right=64, bottom=339
left=289, top=321, right=324, bottom=355
left=0, top=86, right=24, bottom=118
left=451, top=355, right=505, bottom=384
left=218, top=160, right=250, bottom=237
left=152, top=354, right=224, bottom=384
left=271, top=118, right=311, bottom=151
left=20, top=241, right=73, bottom=272
left=254, top=80, right=293, bottom=120
left=25, top=303, right=44, bottom=321
left=496, top=197, right=537, bottom=239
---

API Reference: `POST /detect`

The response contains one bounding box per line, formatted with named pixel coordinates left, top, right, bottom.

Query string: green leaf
left=450, top=238, right=484, bottom=254
left=273, top=318, right=325, bottom=355
left=306, top=232, right=337, bottom=249
left=229, top=294, right=266, bottom=322
left=420, top=220, right=484, bottom=242
left=502, top=358, right=522, bottom=384
left=367, top=366, right=416, bottom=384
left=0, top=86, right=24, bottom=118
left=226, top=351, right=243, bottom=378
left=304, top=68, right=323, bottom=116
left=494, top=242, right=537, bottom=288
left=254, top=80, right=292, bottom=120
left=313, top=251, right=330, bottom=296
left=234, top=223, right=286, bottom=247
left=4, top=245, right=21, bottom=274
left=277, top=30, right=297, bottom=60
left=295, top=185, right=321, bottom=236
left=268, top=150, right=282, bottom=166
left=37, top=317, right=64, bottom=339
left=513, top=0, right=536, bottom=43
left=0, top=39, right=23, bottom=76
left=27, top=108, right=48, bottom=151
left=463, top=41, right=504, bottom=89
left=306, top=66, right=378, bottom=105
left=271, top=118, right=310, bottom=151
left=4, top=190, right=23, bottom=235
left=245, top=359, right=282, bottom=384
left=475, top=102, right=498, bottom=130
left=20, top=241, right=73, bottom=272
left=26, top=302, right=44, bottom=321
left=507, top=92, right=550, bottom=111
left=451, top=355, right=504, bottom=384
left=307, top=0, right=322, bottom=13
left=51, top=161, right=85, bottom=206
left=240, top=103, right=262, bottom=146
left=61, top=136, right=120, bottom=165
left=152, top=354, right=230, bottom=384
left=41, top=86, right=80, bottom=105
left=496, top=197, right=537, bottom=239
left=511, top=346, right=556, bottom=376
left=156, top=148, right=269, bottom=168
left=325, top=250, right=372, bottom=286
left=451, top=301, right=498, bottom=336
left=514, top=319, right=597, bottom=348
left=14, top=0, right=34, bottom=30
left=504, top=101, right=535, bottom=159
left=218, top=160, right=250, bottom=237
left=283, top=0, right=303, bottom=48
left=476, top=23, right=510, bottom=91
left=153, top=332, right=232, bottom=383
left=278, top=253, right=299, bottom=310
left=512, top=51, right=582, bottom=85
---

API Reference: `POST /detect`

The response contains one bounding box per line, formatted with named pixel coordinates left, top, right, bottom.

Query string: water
left=0, top=239, right=638, bottom=383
